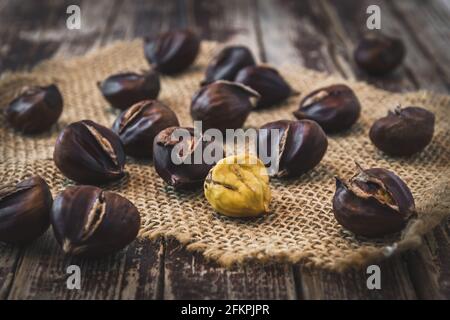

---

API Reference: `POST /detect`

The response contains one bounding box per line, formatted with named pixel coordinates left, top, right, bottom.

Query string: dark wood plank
left=7, top=232, right=163, bottom=299
left=160, top=0, right=298, bottom=300
left=298, top=257, right=416, bottom=300
left=164, top=239, right=297, bottom=299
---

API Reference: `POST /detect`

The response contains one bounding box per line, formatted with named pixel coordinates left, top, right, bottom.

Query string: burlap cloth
left=1, top=40, right=449, bottom=272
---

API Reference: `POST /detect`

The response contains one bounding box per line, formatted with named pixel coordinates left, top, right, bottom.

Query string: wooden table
left=0, top=0, right=449, bottom=300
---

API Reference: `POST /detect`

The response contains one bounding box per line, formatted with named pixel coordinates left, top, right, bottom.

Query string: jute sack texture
left=1, top=40, right=449, bottom=272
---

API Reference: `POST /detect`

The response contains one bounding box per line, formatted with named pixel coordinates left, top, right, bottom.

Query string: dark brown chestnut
left=333, top=164, right=415, bottom=237
left=4, top=84, right=63, bottom=134
left=54, top=120, right=126, bottom=185
left=0, top=176, right=52, bottom=244
left=354, top=32, right=405, bottom=76
left=201, top=45, right=256, bottom=85
left=234, top=65, right=292, bottom=108
left=190, top=81, right=259, bottom=133
left=112, top=100, right=179, bottom=158
left=97, top=70, right=160, bottom=110
left=293, top=84, right=361, bottom=133
left=144, top=29, right=200, bottom=75
left=258, top=119, right=328, bottom=177
left=153, top=126, right=219, bottom=189
left=369, top=106, right=435, bottom=156
left=51, top=185, right=140, bottom=256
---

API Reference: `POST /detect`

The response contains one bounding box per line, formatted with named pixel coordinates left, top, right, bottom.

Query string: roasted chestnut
left=234, top=65, right=292, bottom=108
left=153, top=126, right=220, bottom=189
left=333, top=164, right=415, bottom=237
left=354, top=32, right=405, bottom=76
left=98, top=70, right=160, bottom=110
left=54, top=120, right=126, bottom=185
left=258, top=119, right=328, bottom=177
left=51, top=185, right=140, bottom=256
left=190, top=81, right=259, bottom=132
left=144, top=29, right=200, bottom=74
left=112, top=100, right=179, bottom=158
left=4, top=84, right=63, bottom=134
left=201, top=45, right=256, bottom=85
left=0, top=176, right=52, bottom=244
left=369, top=106, right=435, bottom=156
left=293, top=84, right=361, bottom=133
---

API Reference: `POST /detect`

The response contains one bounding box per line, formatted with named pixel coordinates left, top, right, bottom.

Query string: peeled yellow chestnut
left=333, top=164, right=415, bottom=237
left=204, top=154, right=271, bottom=218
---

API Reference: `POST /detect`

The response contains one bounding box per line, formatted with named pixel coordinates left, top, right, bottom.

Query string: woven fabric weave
left=1, top=40, right=449, bottom=271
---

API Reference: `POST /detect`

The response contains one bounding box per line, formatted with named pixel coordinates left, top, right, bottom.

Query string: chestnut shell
left=201, top=45, right=256, bottom=85
left=190, top=81, right=259, bottom=133
left=258, top=119, right=328, bottom=177
left=112, top=100, right=179, bottom=158
left=354, top=32, right=405, bottom=76
left=333, top=166, right=415, bottom=237
left=293, top=84, right=361, bottom=133
left=369, top=106, right=435, bottom=156
left=234, top=65, right=292, bottom=109
left=98, top=71, right=160, bottom=110
left=0, top=176, right=52, bottom=244
left=144, top=29, right=200, bottom=75
left=5, top=84, right=63, bottom=134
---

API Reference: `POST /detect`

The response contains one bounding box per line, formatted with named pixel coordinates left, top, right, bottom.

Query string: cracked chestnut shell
left=258, top=119, right=328, bottom=177
left=333, top=165, right=415, bottom=237
left=0, top=176, right=52, bottom=244
left=201, top=45, right=256, bottom=85
left=369, top=106, right=435, bottom=156
left=98, top=70, right=160, bottom=110
left=112, top=100, right=179, bottom=158
left=51, top=185, right=140, bottom=256
left=354, top=32, right=405, bottom=76
left=144, top=29, right=200, bottom=74
left=5, top=84, right=63, bottom=134
left=234, top=65, right=292, bottom=108
left=153, top=126, right=218, bottom=189
left=54, top=120, right=126, bottom=185
left=190, top=81, right=259, bottom=132
left=293, top=84, right=361, bottom=133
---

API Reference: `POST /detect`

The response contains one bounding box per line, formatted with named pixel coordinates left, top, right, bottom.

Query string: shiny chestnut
left=153, top=126, right=220, bottom=189
left=98, top=70, right=160, bottom=110
left=369, top=106, right=435, bottom=156
left=333, top=164, right=415, bottom=237
left=201, top=45, right=256, bottom=85
left=294, top=84, right=361, bottom=133
left=258, top=119, right=328, bottom=177
left=0, top=176, right=52, bottom=243
left=51, top=185, right=140, bottom=256
left=54, top=120, right=126, bottom=185
left=144, top=29, right=200, bottom=74
left=190, top=81, right=259, bottom=133
left=4, top=84, right=63, bottom=134
left=354, top=32, right=405, bottom=76
left=112, top=100, right=179, bottom=158
left=234, top=65, right=292, bottom=108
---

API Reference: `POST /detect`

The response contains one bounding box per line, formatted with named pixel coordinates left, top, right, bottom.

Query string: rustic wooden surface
left=0, top=0, right=449, bottom=300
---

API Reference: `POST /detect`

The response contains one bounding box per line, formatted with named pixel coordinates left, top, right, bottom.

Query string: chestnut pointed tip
left=354, top=161, right=365, bottom=172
